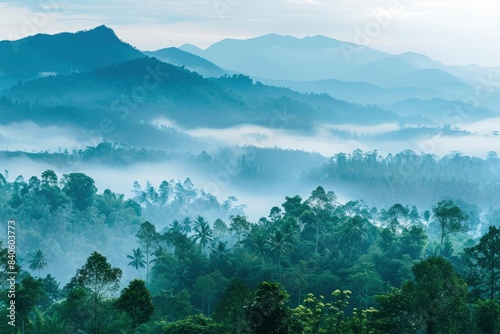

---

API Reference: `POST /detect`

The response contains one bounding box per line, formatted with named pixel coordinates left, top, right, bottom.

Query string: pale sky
left=0, top=0, right=499, bottom=67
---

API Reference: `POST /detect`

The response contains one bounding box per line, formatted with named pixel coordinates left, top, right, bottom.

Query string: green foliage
left=61, top=172, right=97, bottom=211
left=67, top=251, right=123, bottom=333
left=212, top=279, right=252, bottom=334
left=432, top=200, right=469, bottom=247
left=162, top=314, right=222, bottom=334
left=245, top=281, right=304, bottom=334
left=115, top=279, right=154, bottom=333
left=474, top=299, right=500, bottom=334
left=465, top=226, right=500, bottom=300
left=402, top=256, right=469, bottom=334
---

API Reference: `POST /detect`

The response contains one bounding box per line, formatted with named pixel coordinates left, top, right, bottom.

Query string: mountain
left=180, top=34, right=388, bottom=81
left=143, top=47, right=227, bottom=77
left=0, top=25, right=144, bottom=89
left=179, top=34, right=500, bottom=112
left=0, top=57, right=404, bottom=135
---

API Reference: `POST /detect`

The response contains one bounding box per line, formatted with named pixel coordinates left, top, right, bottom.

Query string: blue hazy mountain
left=143, top=47, right=227, bottom=77
left=1, top=57, right=403, bottom=135
left=178, top=34, right=500, bottom=111
left=0, top=25, right=144, bottom=89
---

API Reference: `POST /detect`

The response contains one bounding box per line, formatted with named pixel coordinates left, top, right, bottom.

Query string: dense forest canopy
left=1, top=169, right=500, bottom=333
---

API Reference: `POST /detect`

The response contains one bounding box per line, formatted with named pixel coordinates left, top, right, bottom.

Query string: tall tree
left=16, top=277, right=46, bottom=334
left=136, top=221, right=158, bottom=283
left=61, top=173, right=97, bottom=211
left=192, top=216, right=213, bottom=252
left=68, top=251, right=122, bottom=334
left=266, top=229, right=294, bottom=282
left=127, top=248, right=146, bottom=279
left=27, top=249, right=48, bottom=277
left=115, top=279, right=154, bottom=334
left=403, top=256, right=468, bottom=334
left=245, top=282, right=303, bottom=334
left=464, top=226, right=500, bottom=300
left=305, top=186, right=335, bottom=254
left=432, top=200, right=468, bottom=247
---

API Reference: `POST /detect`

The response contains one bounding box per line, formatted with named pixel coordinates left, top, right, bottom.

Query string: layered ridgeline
left=181, top=34, right=500, bottom=110
left=0, top=26, right=499, bottom=215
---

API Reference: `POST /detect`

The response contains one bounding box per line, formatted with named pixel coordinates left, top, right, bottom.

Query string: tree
left=61, top=172, right=97, bottom=211
left=464, top=226, right=500, bottom=300
left=115, top=279, right=154, bottom=334
left=192, top=215, right=213, bottom=252
left=127, top=248, right=146, bottom=279
left=68, top=251, right=122, bottom=334
left=136, top=221, right=158, bottom=283
left=213, top=279, right=252, bottom=334
left=305, top=186, right=336, bottom=254
left=474, top=299, right=500, bottom=334
left=245, top=282, right=303, bottom=334
left=162, top=314, right=222, bottom=334
left=402, top=256, right=468, bottom=334
left=27, top=249, right=48, bottom=277
left=432, top=200, right=468, bottom=247
left=266, top=228, right=294, bottom=282
left=15, top=276, right=46, bottom=334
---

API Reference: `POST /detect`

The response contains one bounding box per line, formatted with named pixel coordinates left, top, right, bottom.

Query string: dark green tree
left=403, top=256, right=468, bottom=334
left=61, top=172, right=97, bottom=211
left=68, top=251, right=123, bottom=334
left=16, top=276, right=46, bottom=334
left=245, top=282, right=303, bottom=334
left=474, top=299, right=500, bottom=334
left=464, top=226, right=500, bottom=300
left=162, top=314, right=222, bottom=334
left=213, top=279, right=252, bottom=334
left=115, top=279, right=154, bottom=334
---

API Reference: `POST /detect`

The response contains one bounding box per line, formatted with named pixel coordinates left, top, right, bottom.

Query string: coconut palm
left=266, top=229, right=294, bottom=282
left=192, top=216, right=213, bottom=252
left=127, top=248, right=146, bottom=279
left=27, top=249, right=49, bottom=277
left=181, top=217, right=192, bottom=234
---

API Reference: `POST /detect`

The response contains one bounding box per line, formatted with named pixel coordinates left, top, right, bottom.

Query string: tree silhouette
left=115, top=279, right=154, bottom=334
left=27, top=249, right=48, bottom=277
left=68, top=251, right=122, bottom=334
left=127, top=248, right=146, bottom=279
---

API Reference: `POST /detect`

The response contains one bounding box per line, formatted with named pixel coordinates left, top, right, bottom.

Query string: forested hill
left=1, top=169, right=500, bottom=333
left=1, top=57, right=402, bottom=132
left=0, top=25, right=143, bottom=89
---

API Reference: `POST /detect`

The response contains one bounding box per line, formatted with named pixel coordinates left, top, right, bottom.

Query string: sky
left=0, top=0, right=499, bottom=66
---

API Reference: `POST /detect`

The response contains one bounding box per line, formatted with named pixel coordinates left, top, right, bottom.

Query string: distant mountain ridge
left=0, top=25, right=144, bottom=89
left=143, top=47, right=227, bottom=77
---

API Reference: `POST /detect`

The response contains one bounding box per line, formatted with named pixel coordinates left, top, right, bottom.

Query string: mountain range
left=0, top=25, right=499, bottom=148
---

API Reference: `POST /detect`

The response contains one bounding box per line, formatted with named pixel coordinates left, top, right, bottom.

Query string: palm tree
left=247, top=230, right=268, bottom=265
left=192, top=216, right=213, bottom=252
left=338, top=215, right=369, bottom=261
left=127, top=248, right=146, bottom=279
left=210, top=241, right=233, bottom=274
left=27, top=249, right=48, bottom=277
left=169, top=219, right=182, bottom=233
left=181, top=217, right=192, bottom=234
left=150, top=245, right=168, bottom=265
left=266, top=229, right=293, bottom=282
